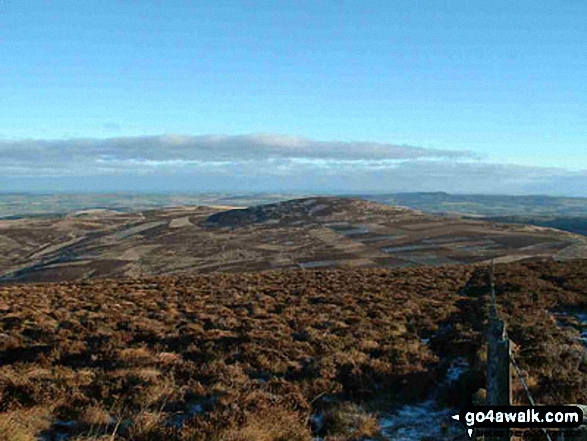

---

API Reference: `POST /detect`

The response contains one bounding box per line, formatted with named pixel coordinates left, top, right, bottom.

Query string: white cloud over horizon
left=1, top=134, right=586, bottom=196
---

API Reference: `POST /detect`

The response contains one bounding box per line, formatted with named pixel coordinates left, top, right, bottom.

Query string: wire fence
left=487, top=261, right=554, bottom=441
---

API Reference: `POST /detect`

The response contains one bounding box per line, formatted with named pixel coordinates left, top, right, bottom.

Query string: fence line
left=484, top=260, right=554, bottom=441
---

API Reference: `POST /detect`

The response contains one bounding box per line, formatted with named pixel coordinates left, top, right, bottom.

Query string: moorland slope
left=0, top=197, right=585, bottom=283
left=1, top=260, right=586, bottom=439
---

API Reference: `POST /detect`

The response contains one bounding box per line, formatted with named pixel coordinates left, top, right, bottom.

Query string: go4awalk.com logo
left=452, top=406, right=584, bottom=438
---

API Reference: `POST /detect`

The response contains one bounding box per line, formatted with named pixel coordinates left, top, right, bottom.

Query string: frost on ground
left=445, top=357, right=470, bottom=384
left=575, top=312, right=587, bottom=346
left=378, top=357, right=469, bottom=440
left=379, top=400, right=460, bottom=440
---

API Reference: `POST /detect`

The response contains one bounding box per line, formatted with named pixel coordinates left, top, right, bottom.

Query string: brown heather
left=1, top=260, right=586, bottom=439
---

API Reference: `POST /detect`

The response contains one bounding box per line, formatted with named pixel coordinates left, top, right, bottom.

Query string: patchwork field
left=1, top=260, right=586, bottom=440
left=1, top=198, right=585, bottom=284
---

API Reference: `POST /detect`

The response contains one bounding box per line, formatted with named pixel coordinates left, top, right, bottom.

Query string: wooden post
left=487, top=319, right=512, bottom=407
left=486, top=262, right=512, bottom=441
left=485, top=318, right=512, bottom=441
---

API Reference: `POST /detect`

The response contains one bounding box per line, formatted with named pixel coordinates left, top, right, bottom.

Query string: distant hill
left=480, top=215, right=587, bottom=237
left=356, top=193, right=587, bottom=237
left=4, top=192, right=587, bottom=219
left=0, top=193, right=308, bottom=219
left=1, top=197, right=585, bottom=283
left=360, top=192, right=587, bottom=217
left=206, top=197, right=411, bottom=228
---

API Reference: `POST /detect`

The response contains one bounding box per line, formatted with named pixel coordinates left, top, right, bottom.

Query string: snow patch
left=445, top=357, right=469, bottom=384
left=379, top=400, right=459, bottom=440
left=377, top=357, right=469, bottom=439
left=167, top=403, right=205, bottom=428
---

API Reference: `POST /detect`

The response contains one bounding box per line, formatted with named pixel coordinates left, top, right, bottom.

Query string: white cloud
left=0, top=133, right=584, bottom=195
left=0, top=133, right=474, bottom=177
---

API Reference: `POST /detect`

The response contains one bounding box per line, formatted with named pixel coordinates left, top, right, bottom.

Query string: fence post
left=486, top=318, right=512, bottom=441
left=486, top=262, right=512, bottom=441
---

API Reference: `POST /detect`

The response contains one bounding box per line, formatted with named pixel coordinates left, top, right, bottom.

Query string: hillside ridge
left=1, top=197, right=585, bottom=283
left=206, top=196, right=415, bottom=228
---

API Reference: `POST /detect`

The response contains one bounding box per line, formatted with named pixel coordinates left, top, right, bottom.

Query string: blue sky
left=1, top=1, right=586, bottom=194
